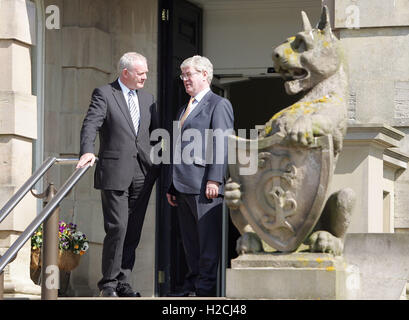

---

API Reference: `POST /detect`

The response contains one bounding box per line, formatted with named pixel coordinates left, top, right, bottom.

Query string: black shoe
left=99, top=287, right=118, bottom=297
left=116, top=282, right=141, bottom=297
left=166, top=290, right=194, bottom=297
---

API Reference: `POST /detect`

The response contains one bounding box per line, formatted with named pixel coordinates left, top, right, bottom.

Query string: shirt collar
left=192, top=87, right=211, bottom=103
left=118, top=78, right=134, bottom=96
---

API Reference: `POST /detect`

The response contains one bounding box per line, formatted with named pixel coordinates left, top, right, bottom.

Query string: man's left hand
left=206, top=180, right=219, bottom=199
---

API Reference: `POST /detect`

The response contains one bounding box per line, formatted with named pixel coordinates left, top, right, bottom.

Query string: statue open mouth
left=281, top=67, right=309, bottom=81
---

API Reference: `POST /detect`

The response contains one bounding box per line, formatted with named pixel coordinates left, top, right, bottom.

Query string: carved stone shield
left=228, top=134, right=334, bottom=252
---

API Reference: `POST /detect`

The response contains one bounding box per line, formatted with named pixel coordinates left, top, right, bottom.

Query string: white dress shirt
left=118, top=78, right=140, bottom=114
left=179, top=87, right=211, bottom=120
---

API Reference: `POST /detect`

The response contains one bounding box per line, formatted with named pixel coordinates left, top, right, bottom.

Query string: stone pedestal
left=226, top=253, right=360, bottom=300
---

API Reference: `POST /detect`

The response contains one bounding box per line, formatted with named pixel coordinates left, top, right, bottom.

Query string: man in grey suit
left=77, top=52, right=160, bottom=297
left=166, top=55, right=234, bottom=297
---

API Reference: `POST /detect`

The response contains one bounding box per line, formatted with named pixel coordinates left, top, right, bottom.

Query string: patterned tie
left=128, top=90, right=140, bottom=135
left=179, top=97, right=195, bottom=128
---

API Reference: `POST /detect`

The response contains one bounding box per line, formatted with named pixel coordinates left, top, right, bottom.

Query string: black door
left=156, top=0, right=202, bottom=296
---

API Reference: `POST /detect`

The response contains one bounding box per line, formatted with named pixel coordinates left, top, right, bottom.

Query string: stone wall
left=43, top=0, right=158, bottom=296
left=197, top=0, right=322, bottom=76
left=0, top=0, right=40, bottom=297
left=334, top=0, right=409, bottom=233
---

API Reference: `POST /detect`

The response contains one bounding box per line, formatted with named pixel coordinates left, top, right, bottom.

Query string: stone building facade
left=0, top=0, right=408, bottom=297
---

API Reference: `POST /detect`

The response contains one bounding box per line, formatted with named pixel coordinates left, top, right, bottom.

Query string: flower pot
left=30, top=248, right=41, bottom=270
left=30, top=248, right=42, bottom=284
left=58, top=250, right=81, bottom=272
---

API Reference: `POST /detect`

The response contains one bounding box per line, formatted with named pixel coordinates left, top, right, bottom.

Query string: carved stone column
left=0, top=0, right=40, bottom=297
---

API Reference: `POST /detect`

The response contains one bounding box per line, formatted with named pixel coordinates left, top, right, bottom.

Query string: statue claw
left=236, top=232, right=263, bottom=255
left=305, top=230, right=343, bottom=256
left=225, top=179, right=242, bottom=210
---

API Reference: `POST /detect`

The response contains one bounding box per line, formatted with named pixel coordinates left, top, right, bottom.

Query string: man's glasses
left=179, top=71, right=201, bottom=80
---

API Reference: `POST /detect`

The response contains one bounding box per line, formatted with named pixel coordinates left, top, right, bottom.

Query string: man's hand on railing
left=76, top=153, right=96, bottom=169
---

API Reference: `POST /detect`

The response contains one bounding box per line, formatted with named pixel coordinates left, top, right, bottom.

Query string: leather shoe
left=99, top=287, right=118, bottom=297
left=116, top=282, right=141, bottom=297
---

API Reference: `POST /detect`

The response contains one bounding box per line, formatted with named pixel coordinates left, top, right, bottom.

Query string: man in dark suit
left=77, top=52, right=160, bottom=297
left=166, top=55, right=234, bottom=297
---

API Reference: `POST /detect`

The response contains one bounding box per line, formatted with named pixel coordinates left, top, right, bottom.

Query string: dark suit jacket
left=80, top=79, right=160, bottom=191
left=170, top=90, right=234, bottom=195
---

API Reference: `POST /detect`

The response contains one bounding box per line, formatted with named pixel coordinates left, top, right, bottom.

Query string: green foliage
left=31, top=220, right=89, bottom=256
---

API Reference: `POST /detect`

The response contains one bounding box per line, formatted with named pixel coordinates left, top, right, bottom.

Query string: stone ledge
left=345, top=123, right=405, bottom=149
left=231, top=252, right=343, bottom=269
left=344, top=124, right=409, bottom=170
left=384, top=148, right=409, bottom=170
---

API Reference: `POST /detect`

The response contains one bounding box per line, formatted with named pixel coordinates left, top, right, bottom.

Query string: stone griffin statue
left=225, top=6, right=355, bottom=256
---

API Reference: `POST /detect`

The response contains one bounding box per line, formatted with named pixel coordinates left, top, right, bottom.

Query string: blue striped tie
left=128, top=90, right=140, bottom=135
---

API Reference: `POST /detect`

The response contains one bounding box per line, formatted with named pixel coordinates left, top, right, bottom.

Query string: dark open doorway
left=156, top=0, right=203, bottom=297
left=218, top=76, right=303, bottom=134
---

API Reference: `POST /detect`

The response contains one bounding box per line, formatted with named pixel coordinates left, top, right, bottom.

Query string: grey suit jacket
left=80, top=79, right=160, bottom=190
left=170, top=90, right=234, bottom=195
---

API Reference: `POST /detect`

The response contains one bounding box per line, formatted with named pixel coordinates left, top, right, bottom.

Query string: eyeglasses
left=179, top=71, right=201, bottom=80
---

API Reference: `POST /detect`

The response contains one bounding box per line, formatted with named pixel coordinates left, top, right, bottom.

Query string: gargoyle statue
left=225, top=6, right=355, bottom=256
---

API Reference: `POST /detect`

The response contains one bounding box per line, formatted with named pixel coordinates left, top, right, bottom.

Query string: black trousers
left=97, top=168, right=156, bottom=290
left=177, top=193, right=223, bottom=296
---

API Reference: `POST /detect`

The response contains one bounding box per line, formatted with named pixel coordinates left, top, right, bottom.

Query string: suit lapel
left=111, top=80, right=137, bottom=137
left=136, top=90, right=147, bottom=136
left=181, top=91, right=212, bottom=129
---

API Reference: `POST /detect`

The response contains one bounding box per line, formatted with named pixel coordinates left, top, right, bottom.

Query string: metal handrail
left=0, top=157, right=57, bottom=224
left=0, top=163, right=91, bottom=273
left=0, top=157, right=95, bottom=298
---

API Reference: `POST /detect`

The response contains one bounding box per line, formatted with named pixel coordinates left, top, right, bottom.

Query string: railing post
left=0, top=269, right=3, bottom=300
left=39, top=183, right=59, bottom=300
